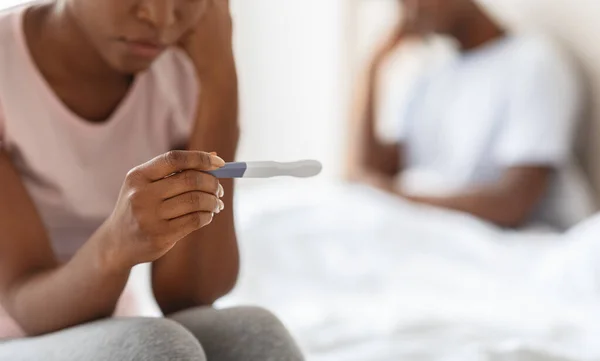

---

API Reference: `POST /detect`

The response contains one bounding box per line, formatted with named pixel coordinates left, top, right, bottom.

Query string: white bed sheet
left=219, top=182, right=600, bottom=361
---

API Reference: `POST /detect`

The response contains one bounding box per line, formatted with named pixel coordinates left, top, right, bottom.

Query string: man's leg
left=169, top=306, right=304, bottom=361
left=0, top=318, right=206, bottom=361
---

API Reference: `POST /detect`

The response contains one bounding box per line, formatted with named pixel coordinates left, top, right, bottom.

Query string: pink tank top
left=0, top=5, right=199, bottom=338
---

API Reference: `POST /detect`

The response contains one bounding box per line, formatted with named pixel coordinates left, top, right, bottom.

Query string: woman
left=0, top=0, right=303, bottom=360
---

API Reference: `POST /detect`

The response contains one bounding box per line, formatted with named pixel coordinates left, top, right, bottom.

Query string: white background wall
left=231, top=0, right=347, bottom=189
left=0, top=0, right=26, bottom=8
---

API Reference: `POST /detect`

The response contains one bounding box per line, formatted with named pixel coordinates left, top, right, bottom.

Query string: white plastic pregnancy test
left=207, top=160, right=322, bottom=179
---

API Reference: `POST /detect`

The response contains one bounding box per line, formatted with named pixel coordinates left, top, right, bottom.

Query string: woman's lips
left=122, top=39, right=166, bottom=59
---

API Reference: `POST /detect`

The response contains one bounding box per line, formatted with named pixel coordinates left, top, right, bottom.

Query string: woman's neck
left=23, top=3, right=135, bottom=122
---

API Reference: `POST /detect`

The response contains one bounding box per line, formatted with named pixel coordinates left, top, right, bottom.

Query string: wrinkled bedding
left=218, top=182, right=600, bottom=361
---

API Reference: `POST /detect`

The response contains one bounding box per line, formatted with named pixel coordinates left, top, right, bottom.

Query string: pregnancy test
left=207, top=160, right=322, bottom=179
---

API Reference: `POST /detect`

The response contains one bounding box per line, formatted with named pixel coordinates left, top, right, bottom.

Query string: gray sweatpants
left=0, top=306, right=304, bottom=361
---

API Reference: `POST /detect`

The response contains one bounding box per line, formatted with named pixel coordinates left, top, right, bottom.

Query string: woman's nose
left=136, top=0, right=177, bottom=30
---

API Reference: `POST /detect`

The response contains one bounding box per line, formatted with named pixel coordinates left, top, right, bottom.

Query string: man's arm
left=348, top=61, right=403, bottom=180
left=348, top=17, right=423, bottom=181
left=402, top=167, right=552, bottom=228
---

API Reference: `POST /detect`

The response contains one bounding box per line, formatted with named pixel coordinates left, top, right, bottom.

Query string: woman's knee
left=171, top=306, right=304, bottom=361
left=226, top=306, right=293, bottom=336
left=0, top=318, right=206, bottom=361
left=98, top=318, right=206, bottom=361
left=217, top=306, right=305, bottom=360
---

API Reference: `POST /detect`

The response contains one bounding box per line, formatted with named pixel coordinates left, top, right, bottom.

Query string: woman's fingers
left=159, top=191, right=224, bottom=220
left=168, top=211, right=215, bottom=240
left=133, top=150, right=225, bottom=182
left=153, top=170, right=221, bottom=200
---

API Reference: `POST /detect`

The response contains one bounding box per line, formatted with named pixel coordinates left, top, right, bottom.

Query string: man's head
left=401, top=0, right=484, bottom=37
left=66, top=0, right=210, bottom=73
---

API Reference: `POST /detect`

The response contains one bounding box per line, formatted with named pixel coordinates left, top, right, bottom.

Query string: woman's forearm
left=152, top=200, right=239, bottom=314
left=152, top=62, right=240, bottom=314
left=2, top=224, right=130, bottom=336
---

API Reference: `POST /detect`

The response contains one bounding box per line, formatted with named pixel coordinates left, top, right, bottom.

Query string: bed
left=220, top=3, right=600, bottom=358
left=217, top=182, right=600, bottom=361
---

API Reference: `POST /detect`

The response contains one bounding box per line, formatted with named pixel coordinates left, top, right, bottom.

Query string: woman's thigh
left=169, top=306, right=304, bottom=361
left=0, top=317, right=206, bottom=361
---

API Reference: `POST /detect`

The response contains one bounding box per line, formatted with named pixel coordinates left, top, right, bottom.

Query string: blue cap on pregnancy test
left=207, top=160, right=322, bottom=179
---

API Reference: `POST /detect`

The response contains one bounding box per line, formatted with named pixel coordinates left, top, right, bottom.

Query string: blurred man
left=350, top=0, right=593, bottom=229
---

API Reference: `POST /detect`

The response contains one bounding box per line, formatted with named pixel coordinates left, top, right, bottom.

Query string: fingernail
left=218, top=183, right=225, bottom=198
left=210, top=154, right=225, bottom=168
left=218, top=199, right=225, bottom=212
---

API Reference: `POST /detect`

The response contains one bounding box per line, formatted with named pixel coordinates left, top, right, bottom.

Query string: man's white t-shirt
left=381, top=34, right=595, bottom=229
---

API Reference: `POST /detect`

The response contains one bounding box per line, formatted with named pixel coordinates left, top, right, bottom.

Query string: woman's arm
left=151, top=0, right=240, bottom=314
left=0, top=151, right=129, bottom=336
left=0, top=149, right=225, bottom=335
left=151, top=70, right=239, bottom=314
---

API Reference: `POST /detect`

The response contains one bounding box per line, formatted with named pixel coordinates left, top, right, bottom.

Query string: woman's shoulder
left=0, top=4, right=21, bottom=45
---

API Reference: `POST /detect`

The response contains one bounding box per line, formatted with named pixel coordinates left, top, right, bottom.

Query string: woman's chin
left=109, top=52, right=164, bottom=75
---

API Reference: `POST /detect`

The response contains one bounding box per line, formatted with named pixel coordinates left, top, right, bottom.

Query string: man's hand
left=178, top=0, right=234, bottom=82
left=371, top=2, right=421, bottom=73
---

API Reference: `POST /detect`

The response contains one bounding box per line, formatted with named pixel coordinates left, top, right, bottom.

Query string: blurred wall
left=232, top=0, right=347, bottom=188
left=0, top=0, right=25, bottom=8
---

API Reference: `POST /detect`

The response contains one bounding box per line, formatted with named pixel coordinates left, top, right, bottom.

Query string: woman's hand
left=178, top=0, right=234, bottom=82
left=101, top=151, right=226, bottom=270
